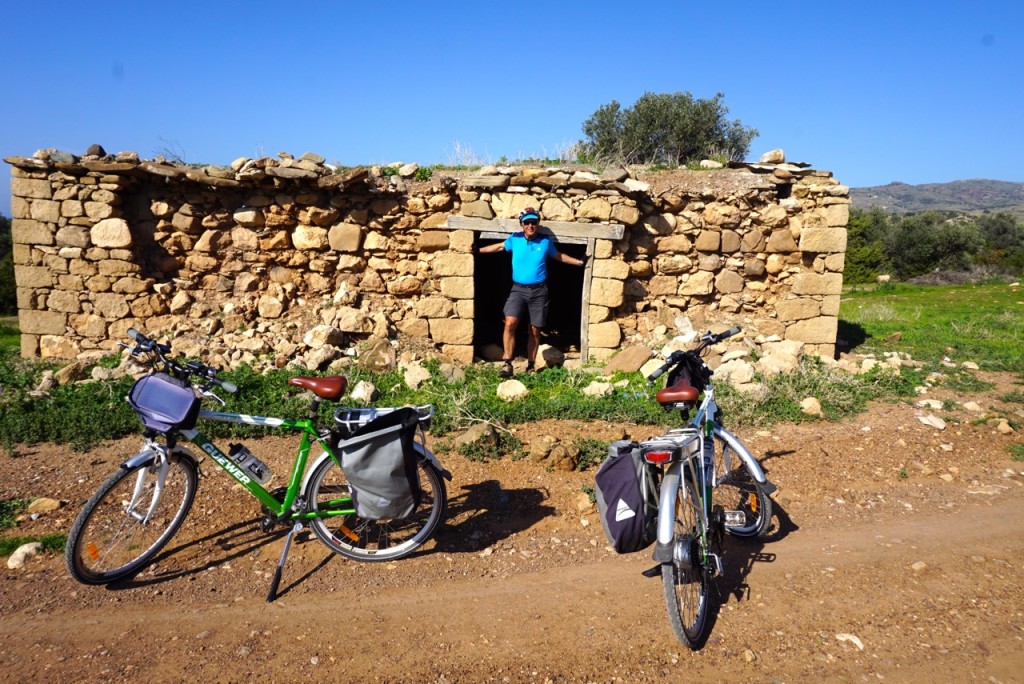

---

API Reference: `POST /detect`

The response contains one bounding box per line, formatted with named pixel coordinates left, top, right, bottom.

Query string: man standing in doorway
left=478, top=207, right=585, bottom=377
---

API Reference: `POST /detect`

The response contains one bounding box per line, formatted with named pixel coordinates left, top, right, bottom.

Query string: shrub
left=579, top=91, right=757, bottom=166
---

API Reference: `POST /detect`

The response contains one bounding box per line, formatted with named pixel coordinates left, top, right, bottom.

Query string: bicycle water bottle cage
left=287, top=376, right=347, bottom=400
left=656, top=380, right=699, bottom=407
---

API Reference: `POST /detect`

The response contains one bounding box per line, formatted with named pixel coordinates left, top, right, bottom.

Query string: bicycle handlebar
left=126, top=328, right=237, bottom=394
left=646, top=326, right=742, bottom=383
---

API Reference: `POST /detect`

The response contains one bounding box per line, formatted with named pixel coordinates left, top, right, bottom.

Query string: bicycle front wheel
left=713, top=435, right=772, bottom=539
left=66, top=452, right=198, bottom=584
left=306, top=451, right=447, bottom=562
left=662, top=476, right=712, bottom=649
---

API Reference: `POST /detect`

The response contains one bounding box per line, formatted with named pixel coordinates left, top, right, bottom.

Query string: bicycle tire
left=65, top=452, right=198, bottom=584
left=306, top=449, right=447, bottom=562
left=713, top=434, right=773, bottom=539
left=662, top=475, right=713, bottom=649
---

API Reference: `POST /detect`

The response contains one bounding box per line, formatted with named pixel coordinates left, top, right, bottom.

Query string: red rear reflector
left=644, top=451, right=673, bottom=464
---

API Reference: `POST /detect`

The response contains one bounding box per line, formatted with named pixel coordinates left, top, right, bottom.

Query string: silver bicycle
left=641, top=326, right=776, bottom=648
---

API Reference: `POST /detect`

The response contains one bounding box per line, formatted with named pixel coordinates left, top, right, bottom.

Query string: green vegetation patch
left=0, top=534, right=65, bottom=557
left=840, top=283, right=1024, bottom=373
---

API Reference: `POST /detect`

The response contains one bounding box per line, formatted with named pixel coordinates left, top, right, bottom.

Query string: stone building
left=5, top=148, right=849, bottom=371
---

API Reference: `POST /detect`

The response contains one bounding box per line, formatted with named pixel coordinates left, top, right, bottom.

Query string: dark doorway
left=473, top=235, right=586, bottom=360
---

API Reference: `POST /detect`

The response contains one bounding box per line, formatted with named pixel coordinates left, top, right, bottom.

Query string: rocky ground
left=1, top=370, right=1022, bottom=683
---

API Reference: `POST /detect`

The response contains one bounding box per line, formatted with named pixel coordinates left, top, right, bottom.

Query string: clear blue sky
left=2, top=1, right=1022, bottom=218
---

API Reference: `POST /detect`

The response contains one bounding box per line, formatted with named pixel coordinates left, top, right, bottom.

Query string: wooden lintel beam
left=446, top=215, right=624, bottom=241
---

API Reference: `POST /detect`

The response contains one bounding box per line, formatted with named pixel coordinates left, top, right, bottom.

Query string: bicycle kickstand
left=267, top=521, right=304, bottom=603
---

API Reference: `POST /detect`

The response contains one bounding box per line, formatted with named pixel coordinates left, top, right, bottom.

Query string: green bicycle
left=65, top=328, right=450, bottom=601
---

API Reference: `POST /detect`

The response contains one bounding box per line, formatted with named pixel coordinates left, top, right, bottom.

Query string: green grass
left=0, top=498, right=65, bottom=558
left=0, top=321, right=19, bottom=352
left=840, top=282, right=1024, bottom=372
left=0, top=281, right=1017, bottom=458
left=0, top=498, right=28, bottom=529
left=0, top=534, right=65, bottom=557
left=1010, top=444, right=1024, bottom=462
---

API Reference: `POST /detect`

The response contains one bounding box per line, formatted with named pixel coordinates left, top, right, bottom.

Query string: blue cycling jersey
left=504, top=233, right=557, bottom=285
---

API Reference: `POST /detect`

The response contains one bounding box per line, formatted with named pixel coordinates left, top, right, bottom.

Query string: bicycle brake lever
left=200, top=388, right=227, bottom=407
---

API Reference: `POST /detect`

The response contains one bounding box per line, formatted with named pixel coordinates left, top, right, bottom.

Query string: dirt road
left=2, top=373, right=1022, bottom=683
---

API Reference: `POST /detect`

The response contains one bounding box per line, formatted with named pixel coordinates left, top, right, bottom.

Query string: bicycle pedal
left=708, top=553, right=724, bottom=577
left=723, top=510, right=746, bottom=527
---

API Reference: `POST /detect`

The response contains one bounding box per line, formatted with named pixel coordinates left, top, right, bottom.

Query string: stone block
left=30, top=199, right=61, bottom=222
left=785, top=316, right=839, bottom=344
left=11, top=177, right=51, bottom=199
left=647, top=275, right=679, bottom=296
left=792, top=272, right=843, bottom=296
left=679, top=271, right=714, bottom=295
left=588, top=321, right=622, bottom=348
left=15, top=265, right=53, bottom=288
left=19, top=310, right=66, bottom=335
left=590, top=278, right=625, bottom=308
left=714, top=269, right=744, bottom=294
left=293, top=224, right=329, bottom=250
left=46, top=290, right=82, bottom=313
left=84, top=202, right=117, bottom=220
left=328, top=222, right=362, bottom=252
left=440, top=344, right=474, bottom=365
left=430, top=252, right=474, bottom=277
left=576, top=197, right=612, bottom=221
left=91, top=218, right=133, bottom=248
left=800, top=227, right=847, bottom=253
left=592, top=259, right=629, bottom=279
left=440, top=276, right=473, bottom=300
left=775, top=297, right=821, bottom=321
left=39, top=335, right=80, bottom=359
left=93, top=293, right=131, bottom=319
left=429, top=318, right=474, bottom=345
left=449, top=229, right=474, bottom=253
left=695, top=230, right=721, bottom=252
left=823, top=203, right=850, bottom=227
left=766, top=229, right=798, bottom=252
left=417, top=231, right=450, bottom=252
left=56, top=225, right=89, bottom=248
left=11, top=219, right=53, bottom=245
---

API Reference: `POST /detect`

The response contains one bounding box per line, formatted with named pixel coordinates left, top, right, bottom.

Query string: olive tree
left=579, top=91, right=758, bottom=166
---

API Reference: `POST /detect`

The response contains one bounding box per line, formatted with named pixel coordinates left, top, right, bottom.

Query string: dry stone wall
left=5, top=147, right=849, bottom=371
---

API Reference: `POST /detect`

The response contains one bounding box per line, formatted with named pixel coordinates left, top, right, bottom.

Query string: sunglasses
left=522, top=220, right=539, bottom=226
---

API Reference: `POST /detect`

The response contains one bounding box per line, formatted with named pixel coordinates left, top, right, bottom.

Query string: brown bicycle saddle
left=655, top=380, right=699, bottom=405
left=287, top=376, right=347, bottom=400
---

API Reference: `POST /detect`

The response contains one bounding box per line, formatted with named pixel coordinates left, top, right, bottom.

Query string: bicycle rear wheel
left=662, top=476, right=712, bottom=649
left=306, top=450, right=446, bottom=562
left=66, top=452, right=198, bottom=584
left=713, top=435, right=773, bottom=539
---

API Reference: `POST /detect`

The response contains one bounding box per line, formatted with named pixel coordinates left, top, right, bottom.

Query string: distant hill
left=849, top=179, right=1024, bottom=216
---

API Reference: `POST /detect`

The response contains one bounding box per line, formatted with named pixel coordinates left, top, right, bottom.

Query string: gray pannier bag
left=594, top=440, right=658, bottom=553
left=338, top=408, right=422, bottom=520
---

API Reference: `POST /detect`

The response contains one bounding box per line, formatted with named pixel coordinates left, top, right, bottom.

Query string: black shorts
left=503, top=283, right=549, bottom=328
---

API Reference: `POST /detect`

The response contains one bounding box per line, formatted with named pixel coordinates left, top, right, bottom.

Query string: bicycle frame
left=651, top=378, right=774, bottom=565
left=125, top=409, right=348, bottom=522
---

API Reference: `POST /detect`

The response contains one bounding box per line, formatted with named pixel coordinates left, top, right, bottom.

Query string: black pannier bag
left=595, top=440, right=658, bottom=553
left=338, top=408, right=422, bottom=520
left=127, top=372, right=201, bottom=433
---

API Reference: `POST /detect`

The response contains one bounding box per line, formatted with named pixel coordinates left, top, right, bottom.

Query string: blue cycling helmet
left=518, top=207, right=540, bottom=223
